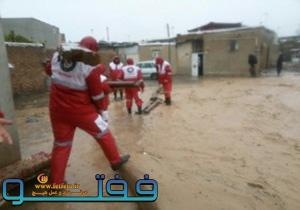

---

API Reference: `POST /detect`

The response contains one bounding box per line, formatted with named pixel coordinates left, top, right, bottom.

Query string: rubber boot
left=111, top=154, right=130, bottom=171
left=127, top=107, right=132, bottom=114
left=165, top=98, right=171, bottom=106
left=136, top=106, right=142, bottom=115
left=114, top=92, right=117, bottom=100
left=120, top=90, right=123, bottom=100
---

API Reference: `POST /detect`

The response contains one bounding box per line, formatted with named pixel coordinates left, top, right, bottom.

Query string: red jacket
left=121, top=65, right=144, bottom=90
left=156, top=61, right=172, bottom=84
left=47, top=52, right=105, bottom=114
left=109, top=62, right=123, bottom=81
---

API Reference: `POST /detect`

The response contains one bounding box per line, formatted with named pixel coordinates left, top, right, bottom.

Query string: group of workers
left=108, top=54, right=173, bottom=113
left=0, top=35, right=173, bottom=185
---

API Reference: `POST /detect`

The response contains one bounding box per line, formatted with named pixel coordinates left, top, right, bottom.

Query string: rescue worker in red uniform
left=46, top=36, right=129, bottom=184
left=121, top=58, right=144, bottom=115
left=155, top=57, right=173, bottom=105
left=109, top=56, right=124, bottom=100
left=0, top=111, right=13, bottom=144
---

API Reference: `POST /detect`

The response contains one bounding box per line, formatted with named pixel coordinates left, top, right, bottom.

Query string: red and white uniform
left=99, top=74, right=110, bottom=122
left=0, top=111, right=4, bottom=118
left=121, top=65, right=144, bottom=109
left=47, top=52, right=121, bottom=184
left=156, top=60, right=172, bottom=100
left=109, top=62, right=123, bottom=81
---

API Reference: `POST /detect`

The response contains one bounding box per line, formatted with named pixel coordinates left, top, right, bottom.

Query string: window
left=152, top=50, right=160, bottom=58
left=137, top=63, right=143, bottom=68
left=144, top=63, right=153, bottom=68
left=229, top=40, right=239, bottom=52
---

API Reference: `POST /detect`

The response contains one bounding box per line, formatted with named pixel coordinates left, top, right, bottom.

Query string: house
left=138, top=38, right=176, bottom=68
left=279, top=36, right=300, bottom=63
left=188, top=22, right=242, bottom=32
left=176, top=22, right=278, bottom=76
left=2, top=17, right=63, bottom=49
left=114, top=42, right=139, bottom=63
left=112, top=38, right=177, bottom=72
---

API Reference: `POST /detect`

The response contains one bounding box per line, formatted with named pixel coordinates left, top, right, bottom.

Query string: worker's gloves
left=138, top=91, right=142, bottom=98
left=101, top=111, right=109, bottom=122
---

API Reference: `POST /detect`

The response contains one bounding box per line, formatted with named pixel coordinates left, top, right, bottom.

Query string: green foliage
left=4, top=30, right=32, bottom=43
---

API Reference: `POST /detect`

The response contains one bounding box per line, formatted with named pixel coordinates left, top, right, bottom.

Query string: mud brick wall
left=6, top=45, right=48, bottom=96
left=99, top=50, right=117, bottom=75
left=6, top=46, right=117, bottom=96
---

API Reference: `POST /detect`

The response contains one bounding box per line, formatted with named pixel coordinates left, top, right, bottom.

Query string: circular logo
left=60, top=59, right=76, bottom=72
left=37, top=173, right=48, bottom=184
left=127, top=67, right=134, bottom=73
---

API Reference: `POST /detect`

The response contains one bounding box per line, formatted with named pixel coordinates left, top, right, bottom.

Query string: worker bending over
left=45, top=36, right=129, bottom=184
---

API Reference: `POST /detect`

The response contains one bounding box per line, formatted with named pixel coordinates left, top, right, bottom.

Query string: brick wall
left=6, top=45, right=48, bottom=96
left=6, top=45, right=120, bottom=96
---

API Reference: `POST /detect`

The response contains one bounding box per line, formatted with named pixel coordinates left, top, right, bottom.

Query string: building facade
left=2, top=17, right=61, bottom=49
left=176, top=26, right=278, bottom=76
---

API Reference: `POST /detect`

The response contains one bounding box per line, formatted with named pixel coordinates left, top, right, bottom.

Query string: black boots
left=128, top=107, right=143, bottom=115
left=120, top=91, right=123, bottom=100
left=111, top=154, right=130, bottom=171
left=137, top=106, right=142, bottom=115
left=165, top=98, right=171, bottom=106
left=114, top=91, right=123, bottom=101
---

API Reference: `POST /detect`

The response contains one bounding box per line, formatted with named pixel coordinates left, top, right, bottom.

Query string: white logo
left=127, top=67, right=134, bottom=73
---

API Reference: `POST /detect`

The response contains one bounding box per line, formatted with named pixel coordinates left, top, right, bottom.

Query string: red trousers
left=161, top=82, right=172, bottom=100
left=125, top=88, right=143, bottom=109
left=50, top=111, right=121, bottom=184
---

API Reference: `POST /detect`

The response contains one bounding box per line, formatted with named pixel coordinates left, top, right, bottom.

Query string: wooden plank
left=143, top=98, right=163, bottom=114
left=107, top=80, right=142, bottom=88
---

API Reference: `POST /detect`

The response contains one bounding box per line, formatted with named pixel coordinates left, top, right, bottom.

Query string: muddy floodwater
left=3, top=72, right=300, bottom=210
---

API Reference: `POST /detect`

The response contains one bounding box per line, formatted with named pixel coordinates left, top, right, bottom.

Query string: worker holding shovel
left=155, top=57, right=173, bottom=105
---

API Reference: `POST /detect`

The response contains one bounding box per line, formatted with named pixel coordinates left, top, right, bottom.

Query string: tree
left=4, top=30, right=32, bottom=43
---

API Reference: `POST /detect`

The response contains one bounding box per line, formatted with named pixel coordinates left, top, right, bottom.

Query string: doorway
left=191, top=52, right=203, bottom=77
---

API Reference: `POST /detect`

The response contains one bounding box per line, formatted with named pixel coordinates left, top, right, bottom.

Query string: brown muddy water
left=2, top=73, right=300, bottom=210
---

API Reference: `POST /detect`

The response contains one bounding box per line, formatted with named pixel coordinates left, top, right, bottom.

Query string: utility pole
left=166, top=23, right=171, bottom=62
left=106, top=27, right=110, bottom=42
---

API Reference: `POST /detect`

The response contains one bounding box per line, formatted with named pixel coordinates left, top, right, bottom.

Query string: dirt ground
left=3, top=71, right=300, bottom=210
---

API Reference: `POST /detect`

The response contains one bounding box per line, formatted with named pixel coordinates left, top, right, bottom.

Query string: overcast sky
left=0, top=0, right=299, bottom=42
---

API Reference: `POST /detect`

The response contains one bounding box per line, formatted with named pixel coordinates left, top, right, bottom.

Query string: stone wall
left=6, top=44, right=48, bottom=96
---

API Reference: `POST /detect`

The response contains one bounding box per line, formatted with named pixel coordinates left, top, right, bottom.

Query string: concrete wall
left=2, top=18, right=60, bottom=49
left=139, top=44, right=177, bottom=74
left=0, top=21, right=21, bottom=168
left=203, top=28, right=278, bottom=76
left=257, top=29, right=279, bottom=69
left=117, top=45, right=139, bottom=64
left=203, top=30, right=259, bottom=76
left=176, top=42, right=192, bottom=75
left=176, top=27, right=278, bottom=76
left=6, top=44, right=48, bottom=95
